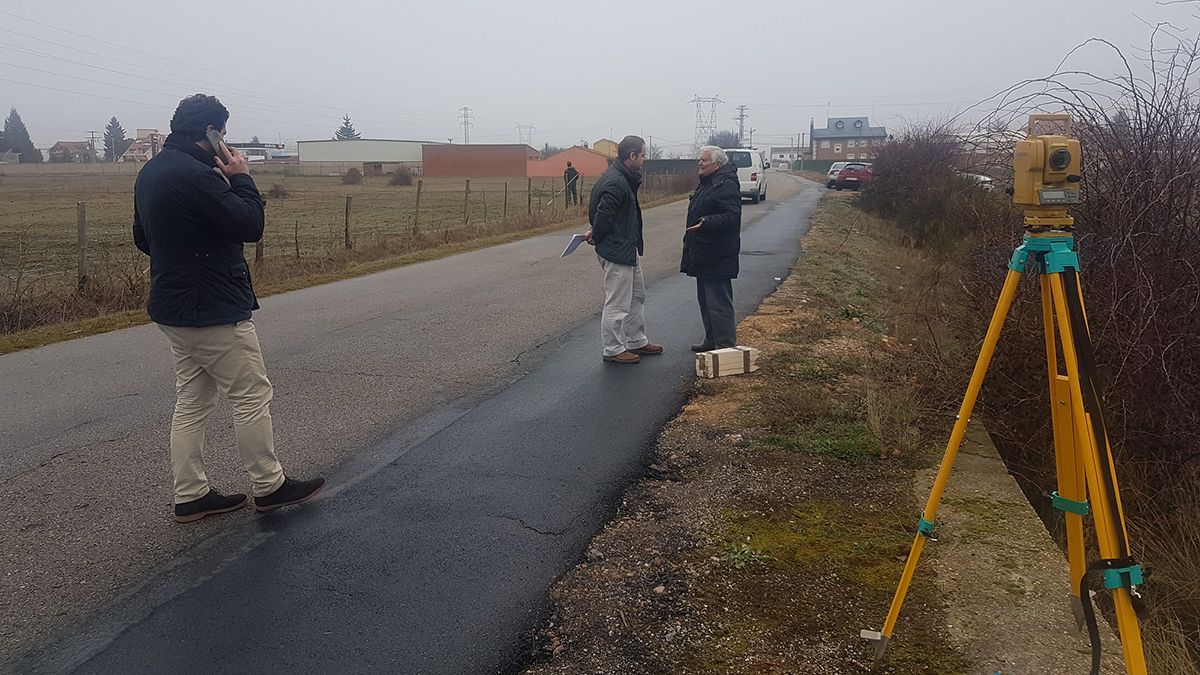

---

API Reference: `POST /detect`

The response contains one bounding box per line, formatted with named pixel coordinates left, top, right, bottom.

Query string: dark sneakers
left=254, top=476, right=327, bottom=513
left=629, top=343, right=664, bottom=356
left=174, top=489, right=248, bottom=523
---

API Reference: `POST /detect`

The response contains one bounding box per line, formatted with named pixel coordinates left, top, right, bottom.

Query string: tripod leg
left=1050, top=273, right=1147, bottom=675
left=864, top=268, right=1023, bottom=669
left=1042, top=276, right=1087, bottom=626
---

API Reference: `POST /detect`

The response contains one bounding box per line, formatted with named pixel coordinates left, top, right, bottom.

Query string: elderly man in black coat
left=680, top=145, right=743, bottom=351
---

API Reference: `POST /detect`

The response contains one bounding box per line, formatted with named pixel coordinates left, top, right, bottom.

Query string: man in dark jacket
left=133, top=94, right=324, bottom=523
left=564, top=161, right=580, bottom=206
left=680, top=145, right=743, bottom=351
left=586, top=135, right=663, bottom=364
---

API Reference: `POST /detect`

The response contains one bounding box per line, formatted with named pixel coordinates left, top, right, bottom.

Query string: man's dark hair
left=169, top=94, right=230, bottom=141
left=617, top=135, right=646, bottom=162
left=567, top=161, right=573, bottom=167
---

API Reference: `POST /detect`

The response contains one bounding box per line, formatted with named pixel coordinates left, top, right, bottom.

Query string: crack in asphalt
left=490, top=514, right=571, bottom=537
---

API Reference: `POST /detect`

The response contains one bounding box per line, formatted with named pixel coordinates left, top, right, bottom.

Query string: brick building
left=421, top=144, right=539, bottom=177
left=527, top=146, right=611, bottom=179
left=809, top=117, right=888, bottom=161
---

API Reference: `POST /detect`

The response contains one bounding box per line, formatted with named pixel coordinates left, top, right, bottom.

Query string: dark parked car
left=835, top=162, right=872, bottom=190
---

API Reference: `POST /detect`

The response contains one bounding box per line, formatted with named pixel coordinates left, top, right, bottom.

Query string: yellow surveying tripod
left=861, top=115, right=1147, bottom=675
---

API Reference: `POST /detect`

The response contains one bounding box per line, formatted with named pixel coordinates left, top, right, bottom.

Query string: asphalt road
left=4, top=173, right=819, bottom=672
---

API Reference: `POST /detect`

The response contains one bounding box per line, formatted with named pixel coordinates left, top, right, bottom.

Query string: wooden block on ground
left=695, top=346, right=759, bottom=378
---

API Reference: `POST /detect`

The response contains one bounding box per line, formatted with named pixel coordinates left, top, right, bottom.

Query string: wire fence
left=0, top=171, right=694, bottom=334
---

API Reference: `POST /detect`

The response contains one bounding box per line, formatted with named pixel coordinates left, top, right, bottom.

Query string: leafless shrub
left=389, top=166, right=413, bottom=187
left=267, top=183, right=290, bottom=199
left=341, top=168, right=363, bottom=185
left=917, top=25, right=1200, bottom=669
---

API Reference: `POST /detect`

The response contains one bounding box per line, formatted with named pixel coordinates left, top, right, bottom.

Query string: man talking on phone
left=133, top=94, right=324, bottom=523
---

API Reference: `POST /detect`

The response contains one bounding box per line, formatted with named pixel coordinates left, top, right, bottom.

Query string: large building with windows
left=809, top=117, right=888, bottom=161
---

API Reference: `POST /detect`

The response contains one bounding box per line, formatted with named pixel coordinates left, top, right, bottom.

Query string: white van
left=723, top=148, right=769, bottom=203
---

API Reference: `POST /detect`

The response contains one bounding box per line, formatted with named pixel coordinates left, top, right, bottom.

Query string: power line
left=0, top=10, right=445, bottom=118
left=733, top=105, right=750, bottom=145
left=459, top=107, right=474, bottom=144
left=690, top=94, right=721, bottom=155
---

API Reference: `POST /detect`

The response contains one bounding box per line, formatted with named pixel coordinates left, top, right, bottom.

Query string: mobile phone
left=206, top=129, right=230, bottom=162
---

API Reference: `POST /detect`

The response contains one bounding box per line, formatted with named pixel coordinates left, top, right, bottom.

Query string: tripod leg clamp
left=1051, top=491, right=1090, bottom=516
left=917, top=516, right=936, bottom=537
left=1008, top=246, right=1030, bottom=272
left=1102, top=564, right=1144, bottom=590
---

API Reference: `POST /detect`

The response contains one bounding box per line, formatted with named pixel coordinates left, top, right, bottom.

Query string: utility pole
left=459, top=106, right=474, bottom=144
left=733, top=105, right=750, bottom=146
left=747, top=127, right=756, bottom=148
left=690, top=94, right=722, bottom=156
left=85, top=130, right=100, bottom=161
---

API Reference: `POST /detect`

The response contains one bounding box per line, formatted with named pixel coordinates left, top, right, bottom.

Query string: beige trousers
left=158, top=321, right=285, bottom=503
left=597, top=253, right=648, bottom=356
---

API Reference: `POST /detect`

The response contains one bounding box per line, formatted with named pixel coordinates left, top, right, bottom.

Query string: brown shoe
left=603, top=351, right=640, bottom=364
left=629, top=343, right=664, bottom=356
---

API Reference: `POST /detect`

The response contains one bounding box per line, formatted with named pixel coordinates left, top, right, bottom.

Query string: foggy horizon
left=0, top=0, right=1187, bottom=154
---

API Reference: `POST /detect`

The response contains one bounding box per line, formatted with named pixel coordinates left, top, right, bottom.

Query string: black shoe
left=254, top=476, right=327, bottom=512
left=174, top=489, right=248, bottom=523
left=691, top=343, right=715, bottom=353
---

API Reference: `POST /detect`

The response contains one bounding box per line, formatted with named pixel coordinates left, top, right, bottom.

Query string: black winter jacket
left=588, top=160, right=643, bottom=266
left=680, top=161, right=742, bottom=279
left=132, top=134, right=265, bottom=327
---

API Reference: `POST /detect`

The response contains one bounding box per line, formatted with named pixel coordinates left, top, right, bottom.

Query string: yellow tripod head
left=1013, top=114, right=1082, bottom=230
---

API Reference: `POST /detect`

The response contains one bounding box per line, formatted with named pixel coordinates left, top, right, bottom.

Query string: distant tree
left=4, top=108, right=42, bottom=162
left=706, top=130, right=741, bottom=149
left=103, top=116, right=127, bottom=162
left=335, top=115, right=361, bottom=140
left=540, top=142, right=566, bottom=159
left=251, top=135, right=261, bottom=144
left=647, top=144, right=663, bottom=160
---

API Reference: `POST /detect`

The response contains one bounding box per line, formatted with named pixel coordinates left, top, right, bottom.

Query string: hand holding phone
left=206, top=129, right=231, bottom=163
left=207, top=129, right=249, bottom=177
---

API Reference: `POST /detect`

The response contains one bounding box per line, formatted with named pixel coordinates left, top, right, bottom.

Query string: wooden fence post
left=344, top=195, right=353, bottom=249
left=503, top=182, right=509, bottom=221
left=255, top=239, right=264, bottom=263
left=463, top=179, right=471, bottom=225
left=527, top=177, right=532, bottom=214
left=482, top=189, right=488, bottom=224
left=413, top=179, right=423, bottom=235
left=294, top=220, right=300, bottom=259
left=76, top=201, right=87, bottom=289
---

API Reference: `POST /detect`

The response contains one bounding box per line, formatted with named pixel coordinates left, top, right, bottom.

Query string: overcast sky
left=0, top=0, right=1189, bottom=153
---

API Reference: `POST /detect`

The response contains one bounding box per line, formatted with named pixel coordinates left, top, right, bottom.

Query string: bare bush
left=916, top=27, right=1200, bottom=670
left=389, top=166, right=413, bottom=187
left=267, top=183, right=290, bottom=199
left=341, top=168, right=363, bottom=185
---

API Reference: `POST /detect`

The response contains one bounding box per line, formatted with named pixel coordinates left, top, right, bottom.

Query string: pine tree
left=103, top=116, right=127, bottom=162
left=4, top=108, right=42, bottom=162
left=335, top=115, right=361, bottom=140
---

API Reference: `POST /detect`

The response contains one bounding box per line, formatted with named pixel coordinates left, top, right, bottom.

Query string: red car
left=835, top=162, right=872, bottom=190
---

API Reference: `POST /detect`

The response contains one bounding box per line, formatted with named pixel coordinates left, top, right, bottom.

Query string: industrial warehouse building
left=296, top=138, right=434, bottom=176
left=295, top=138, right=626, bottom=179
